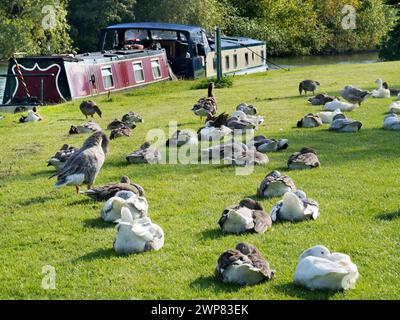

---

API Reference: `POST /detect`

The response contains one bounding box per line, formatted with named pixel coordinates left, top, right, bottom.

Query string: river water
left=0, top=52, right=379, bottom=103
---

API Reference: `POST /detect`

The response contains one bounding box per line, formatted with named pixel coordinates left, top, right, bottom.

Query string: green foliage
left=67, top=0, right=137, bottom=53
left=0, top=0, right=72, bottom=58
left=191, top=76, right=234, bottom=90
left=379, top=3, right=400, bottom=60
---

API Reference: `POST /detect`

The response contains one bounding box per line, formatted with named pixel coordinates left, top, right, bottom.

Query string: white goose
left=270, top=190, right=319, bottom=222
left=371, top=78, right=390, bottom=98
left=388, top=101, right=400, bottom=114
left=114, top=207, right=164, bottom=254
left=317, top=109, right=345, bottom=124
left=101, top=191, right=148, bottom=222
left=294, top=245, right=359, bottom=290
left=324, top=99, right=358, bottom=112
left=383, top=113, right=400, bottom=130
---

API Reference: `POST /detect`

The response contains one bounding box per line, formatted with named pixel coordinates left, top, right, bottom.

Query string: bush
left=191, top=76, right=234, bottom=90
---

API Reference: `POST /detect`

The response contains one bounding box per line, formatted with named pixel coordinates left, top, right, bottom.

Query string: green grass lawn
left=1, top=61, right=400, bottom=300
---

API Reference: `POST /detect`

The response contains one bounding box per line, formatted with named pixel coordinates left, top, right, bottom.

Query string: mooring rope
left=12, top=54, right=31, bottom=99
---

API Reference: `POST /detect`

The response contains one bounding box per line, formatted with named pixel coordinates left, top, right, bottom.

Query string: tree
left=0, top=0, right=72, bottom=58
left=67, top=0, right=137, bottom=53
left=379, top=1, right=400, bottom=60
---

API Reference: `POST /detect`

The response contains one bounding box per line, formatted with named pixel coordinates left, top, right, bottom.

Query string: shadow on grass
left=83, top=217, right=114, bottom=229
left=200, top=228, right=231, bottom=240
left=376, top=210, right=400, bottom=221
left=18, top=195, right=55, bottom=207
left=68, top=198, right=93, bottom=206
left=75, top=248, right=116, bottom=262
left=190, top=276, right=243, bottom=293
left=273, top=282, right=340, bottom=300
left=57, top=118, right=86, bottom=122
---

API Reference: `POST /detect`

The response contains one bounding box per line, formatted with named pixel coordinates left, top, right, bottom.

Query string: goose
left=122, top=111, right=143, bottom=126
left=388, top=101, right=400, bottom=114
left=270, top=190, right=319, bottom=222
left=101, top=191, right=148, bottom=222
left=299, top=80, right=320, bottom=95
left=47, top=144, right=78, bottom=171
left=236, top=103, right=257, bottom=115
left=110, top=125, right=132, bottom=140
left=257, top=171, right=296, bottom=198
left=219, top=198, right=271, bottom=234
left=166, top=130, right=198, bottom=147
left=340, top=85, right=369, bottom=105
left=69, top=121, right=101, bottom=134
left=228, top=149, right=269, bottom=167
left=126, top=142, right=161, bottom=164
left=215, top=242, right=275, bottom=285
left=247, top=135, right=288, bottom=153
left=191, top=82, right=217, bottom=120
left=308, top=94, right=337, bottom=105
left=107, top=119, right=135, bottom=131
left=297, top=113, right=322, bottom=128
left=288, top=147, right=320, bottom=170
left=371, top=79, right=390, bottom=98
left=79, top=100, right=102, bottom=119
left=383, top=113, right=400, bottom=130
left=49, top=131, right=109, bottom=193
left=383, top=82, right=400, bottom=96
left=294, top=245, right=359, bottom=290
left=317, top=109, right=345, bottom=124
left=198, top=113, right=232, bottom=141
left=228, top=110, right=264, bottom=129
left=324, top=99, right=358, bottom=112
left=81, top=176, right=145, bottom=201
left=201, top=142, right=247, bottom=161
left=114, top=206, right=164, bottom=254
left=329, top=115, right=362, bottom=132
left=19, top=107, right=42, bottom=123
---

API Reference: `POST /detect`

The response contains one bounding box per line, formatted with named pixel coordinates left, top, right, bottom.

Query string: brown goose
left=215, top=243, right=275, bottom=285
left=308, top=94, right=337, bottom=105
left=297, top=114, right=323, bottom=128
left=110, top=126, right=132, bottom=140
left=288, top=147, right=320, bottom=170
left=81, top=176, right=144, bottom=201
left=50, top=131, right=109, bottom=193
left=79, top=100, right=102, bottom=119
left=383, top=82, right=400, bottom=96
left=191, top=82, right=217, bottom=121
left=299, top=80, right=320, bottom=95
left=47, top=144, right=78, bottom=171
left=257, top=171, right=296, bottom=198
left=218, top=198, right=271, bottom=234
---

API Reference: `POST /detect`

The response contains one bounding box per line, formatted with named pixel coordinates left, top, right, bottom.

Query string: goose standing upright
left=79, top=100, right=102, bottom=119
left=299, top=80, right=320, bottom=95
left=49, top=131, right=109, bottom=193
left=294, top=245, right=359, bottom=290
left=191, top=82, right=217, bottom=121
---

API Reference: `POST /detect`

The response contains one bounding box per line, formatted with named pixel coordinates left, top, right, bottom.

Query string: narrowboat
left=1, top=22, right=267, bottom=111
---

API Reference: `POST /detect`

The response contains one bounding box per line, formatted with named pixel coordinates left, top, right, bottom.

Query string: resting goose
left=198, top=113, right=232, bottom=141
left=219, top=199, right=271, bottom=234
left=371, top=78, right=390, bottom=98
left=247, top=135, right=288, bottom=153
left=47, top=144, right=78, bottom=171
left=215, top=243, right=275, bottom=285
left=19, top=107, right=42, bottom=123
left=288, top=147, right=320, bottom=170
left=122, top=111, right=143, bottom=126
left=324, top=99, right=358, bottom=112
left=383, top=113, right=400, bottom=130
left=317, top=109, right=345, bottom=124
left=79, top=100, right=102, bottom=119
left=101, top=191, right=148, bottom=222
left=191, top=82, right=217, bottom=120
left=340, top=85, right=369, bottom=105
left=166, top=130, right=198, bottom=147
left=270, top=190, right=320, bottom=222
left=257, top=171, right=296, bottom=198
left=228, top=111, right=264, bottom=130
left=236, top=103, right=257, bottom=115
left=329, top=115, right=362, bottom=132
left=308, top=94, right=337, bottom=105
left=114, top=207, right=164, bottom=254
left=388, top=101, right=400, bottom=114
left=82, top=176, right=144, bottom=201
left=294, top=245, right=359, bottom=290
left=297, top=114, right=323, bottom=128
left=50, top=131, right=109, bottom=193
left=299, top=80, right=320, bottom=95
left=110, top=126, right=131, bottom=140
left=69, top=121, right=101, bottom=134
left=383, top=82, right=400, bottom=96
left=126, top=142, right=161, bottom=164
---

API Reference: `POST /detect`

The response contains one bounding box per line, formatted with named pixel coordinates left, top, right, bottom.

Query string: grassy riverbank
left=0, top=61, right=400, bottom=299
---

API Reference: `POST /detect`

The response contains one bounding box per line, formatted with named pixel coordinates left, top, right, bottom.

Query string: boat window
left=233, top=54, right=238, bottom=68
left=151, top=30, right=178, bottom=40
left=133, top=62, right=145, bottom=82
left=261, top=50, right=265, bottom=62
left=103, top=30, right=119, bottom=50
left=101, top=67, right=114, bottom=89
left=125, top=29, right=149, bottom=43
left=151, top=59, right=162, bottom=79
left=245, top=53, right=249, bottom=66
left=225, top=56, right=230, bottom=70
